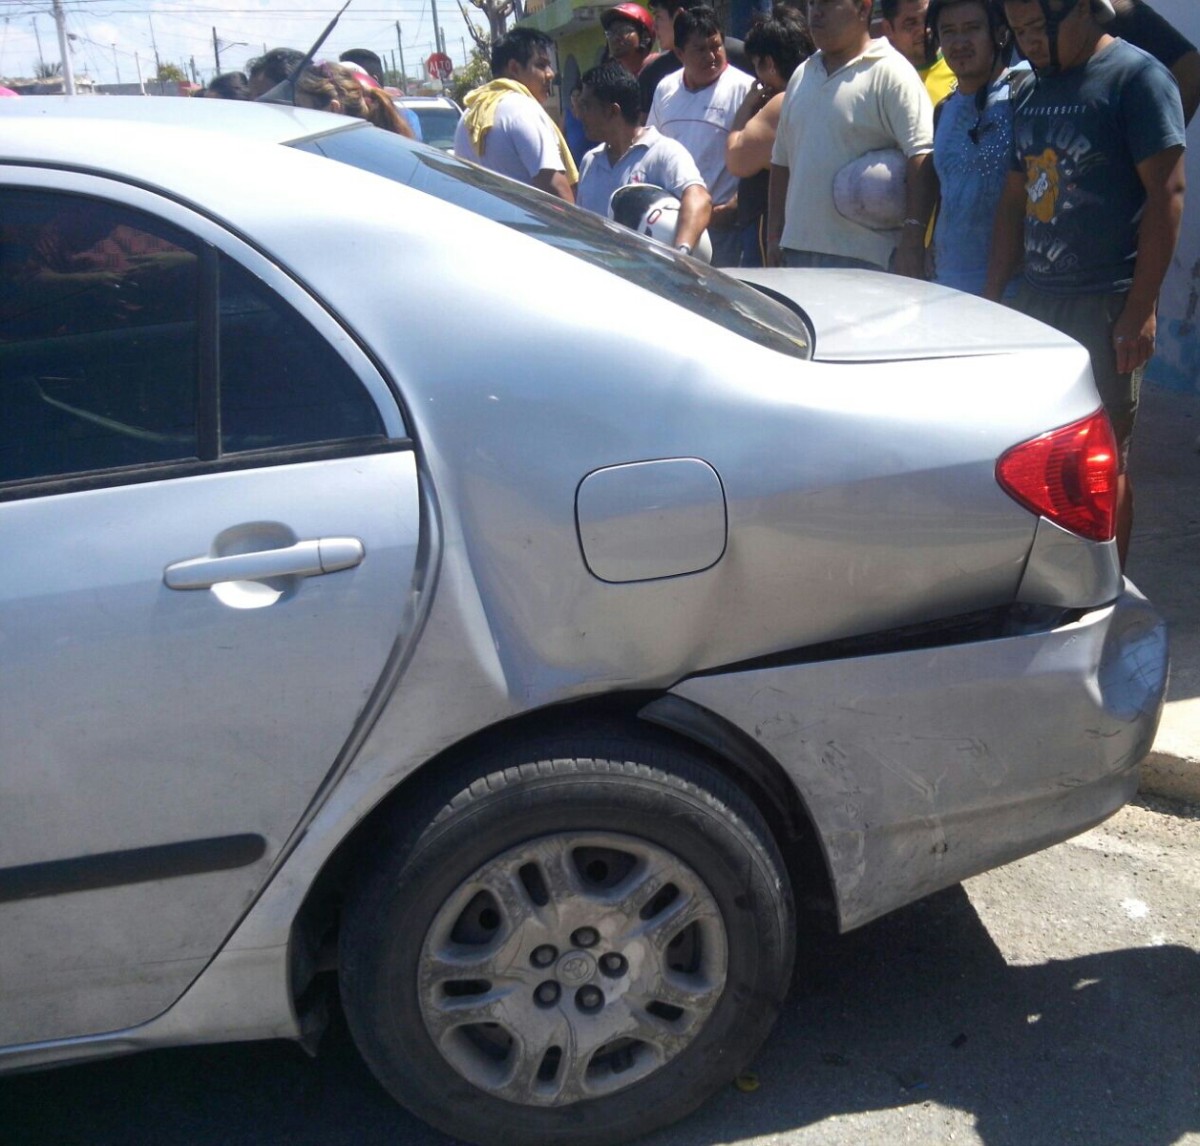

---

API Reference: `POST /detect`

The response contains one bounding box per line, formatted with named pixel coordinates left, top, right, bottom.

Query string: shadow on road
left=1, top=886, right=1197, bottom=1146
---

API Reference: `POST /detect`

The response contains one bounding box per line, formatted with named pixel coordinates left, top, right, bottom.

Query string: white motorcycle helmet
left=608, top=184, right=713, bottom=263
left=832, top=148, right=908, bottom=231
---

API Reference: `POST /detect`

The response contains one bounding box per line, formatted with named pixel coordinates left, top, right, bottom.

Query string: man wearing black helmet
left=984, top=0, right=1186, bottom=566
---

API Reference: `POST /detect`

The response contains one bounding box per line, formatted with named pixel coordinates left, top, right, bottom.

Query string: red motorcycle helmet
left=600, top=2, right=656, bottom=36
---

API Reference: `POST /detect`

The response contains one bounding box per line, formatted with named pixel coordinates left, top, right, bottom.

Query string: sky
left=0, top=0, right=479, bottom=87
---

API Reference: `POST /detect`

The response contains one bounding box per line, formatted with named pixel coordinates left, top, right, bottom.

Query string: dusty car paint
left=0, top=97, right=1167, bottom=1144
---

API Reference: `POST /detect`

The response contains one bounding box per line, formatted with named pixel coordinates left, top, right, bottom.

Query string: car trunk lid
left=733, top=268, right=1076, bottom=363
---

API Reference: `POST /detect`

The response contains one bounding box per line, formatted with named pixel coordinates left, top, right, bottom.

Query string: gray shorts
left=1012, top=285, right=1142, bottom=470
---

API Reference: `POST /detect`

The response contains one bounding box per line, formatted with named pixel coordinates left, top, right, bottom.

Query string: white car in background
left=397, top=94, right=463, bottom=151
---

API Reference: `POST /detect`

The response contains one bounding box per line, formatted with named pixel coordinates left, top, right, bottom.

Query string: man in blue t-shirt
left=985, top=0, right=1185, bottom=566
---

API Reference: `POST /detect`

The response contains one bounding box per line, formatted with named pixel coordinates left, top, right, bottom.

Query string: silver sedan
left=0, top=97, right=1166, bottom=1146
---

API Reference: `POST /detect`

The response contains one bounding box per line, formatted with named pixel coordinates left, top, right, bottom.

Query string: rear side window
left=219, top=259, right=384, bottom=453
left=0, top=189, right=386, bottom=490
left=298, top=127, right=812, bottom=360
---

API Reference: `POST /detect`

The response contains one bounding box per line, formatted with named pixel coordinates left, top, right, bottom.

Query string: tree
left=457, top=0, right=513, bottom=52
left=34, top=61, right=62, bottom=79
left=157, top=63, right=186, bottom=83
left=449, top=45, right=492, bottom=104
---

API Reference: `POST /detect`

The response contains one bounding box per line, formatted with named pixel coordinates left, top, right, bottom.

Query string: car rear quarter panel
left=671, top=585, right=1167, bottom=930
left=260, top=197, right=1103, bottom=698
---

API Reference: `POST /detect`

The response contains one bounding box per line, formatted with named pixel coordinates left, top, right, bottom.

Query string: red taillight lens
left=996, top=409, right=1118, bottom=542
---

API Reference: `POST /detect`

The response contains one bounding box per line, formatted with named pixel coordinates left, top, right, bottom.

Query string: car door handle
left=164, top=538, right=365, bottom=590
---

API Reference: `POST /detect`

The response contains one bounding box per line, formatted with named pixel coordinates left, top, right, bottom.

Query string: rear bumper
left=670, top=583, right=1167, bottom=931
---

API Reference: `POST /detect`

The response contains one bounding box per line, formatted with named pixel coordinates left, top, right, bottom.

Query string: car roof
left=0, top=94, right=352, bottom=149
left=397, top=95, right=461, bottom=110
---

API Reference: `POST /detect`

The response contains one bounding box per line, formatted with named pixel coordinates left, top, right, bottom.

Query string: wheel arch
left=287, top=690, right=836, bottom=1014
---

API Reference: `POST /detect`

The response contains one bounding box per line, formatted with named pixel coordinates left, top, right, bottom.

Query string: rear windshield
left=296, top=126, right=811, bottom=360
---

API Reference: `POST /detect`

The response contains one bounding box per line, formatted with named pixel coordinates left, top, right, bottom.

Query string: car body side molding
left=0, top=835, right=268, bottom=904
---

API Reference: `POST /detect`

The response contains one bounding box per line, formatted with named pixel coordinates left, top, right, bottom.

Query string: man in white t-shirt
left=767, top=0, right=934, bottom=274
left=647, top=6, right=755, bottom=264
left=576, top=61, right=712, bottom=252
left=454, top=29, right=578, bottom=202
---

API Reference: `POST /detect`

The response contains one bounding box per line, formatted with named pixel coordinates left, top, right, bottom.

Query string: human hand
left=732, top=82, right=771, bottom=129
left=1112, top=302, right=1156, bottom=373
left=893, top=241, right=926, bottom=280
left=709, top=199, right=739, bottom=231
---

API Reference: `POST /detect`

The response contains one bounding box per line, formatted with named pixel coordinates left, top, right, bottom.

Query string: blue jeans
left=711, top=223, right=761, bottom=269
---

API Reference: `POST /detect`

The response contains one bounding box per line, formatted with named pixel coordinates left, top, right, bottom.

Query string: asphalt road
left=3, top=797, right=1197, bottom=1146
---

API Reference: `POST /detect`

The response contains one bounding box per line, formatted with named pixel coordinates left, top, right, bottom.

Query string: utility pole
left=190, top=56, right=199, bottom=84
left=135, top=52, right=145, bottom=94
left=429, top=0, right=445, bottom=62
left=213, top=27, right=221, bottom=72
left=148, top=14, right=162, bottom=75
left=50, top=0, right=75, bottom=94
left=32, top=18, right=45, bottom=74
left=111, top=43, right=121, bottom=84
left=395, top=21, right=408, bottom=95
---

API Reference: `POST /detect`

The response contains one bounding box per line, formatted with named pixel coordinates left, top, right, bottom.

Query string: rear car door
left=0, top=174, right=421, bottom=1045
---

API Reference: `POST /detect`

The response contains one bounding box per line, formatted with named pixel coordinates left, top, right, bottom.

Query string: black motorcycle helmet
left=983, top=0, right=1112, bottom=76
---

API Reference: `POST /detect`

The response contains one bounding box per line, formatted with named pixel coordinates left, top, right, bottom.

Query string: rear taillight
left=996, top=409, right=1117, bottom=542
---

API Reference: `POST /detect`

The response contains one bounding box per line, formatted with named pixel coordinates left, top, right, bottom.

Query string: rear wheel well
left=289, top=691, right=836, bottom=1012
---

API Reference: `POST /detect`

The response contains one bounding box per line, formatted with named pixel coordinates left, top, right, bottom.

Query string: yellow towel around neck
left=463, top=79, right=580, bottom=185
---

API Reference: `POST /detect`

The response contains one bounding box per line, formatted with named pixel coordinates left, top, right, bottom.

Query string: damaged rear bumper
left=669, top=583, right=1168, bottom=932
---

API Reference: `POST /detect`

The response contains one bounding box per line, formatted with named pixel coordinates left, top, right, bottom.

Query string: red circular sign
left=426, top=52, right=453, bottom=81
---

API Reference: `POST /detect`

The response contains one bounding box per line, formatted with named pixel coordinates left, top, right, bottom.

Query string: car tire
left=339, top=736, right=795, bottom=1146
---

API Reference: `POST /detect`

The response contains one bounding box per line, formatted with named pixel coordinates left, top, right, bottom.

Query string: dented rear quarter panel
left=671, top=584, right=1168, bottom=930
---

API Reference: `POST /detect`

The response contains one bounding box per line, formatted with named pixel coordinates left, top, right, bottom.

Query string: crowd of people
left=455, top=0, right=1194, bottom=565
left=195, top=45, right=421, bottom=139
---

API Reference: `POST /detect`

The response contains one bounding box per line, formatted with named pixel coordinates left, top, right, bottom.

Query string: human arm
left=725, top=91, right=784, bottom=178
left=983, top=170, right=1027, bottom=302
left=532, top=169, right=576, bottom=203
left=1112, top=3, right=1199, bottom=124
left=1170, top=51, right=1200, bottom=125
left=766, top=162, right=789, bottom=267
left=880, top=62, right=935, bottom=278
left=894, top=151, right=935, bottom=279
left=673, top=184, right=713, bottom=250
left=656, top=142, right=714, bottom=247
left=1113, top=145, right=1185, bottom=372
left=508, top=100, right=576, bottom=203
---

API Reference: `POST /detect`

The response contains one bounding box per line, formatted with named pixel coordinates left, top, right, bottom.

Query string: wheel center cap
left=556, top=949, right=596, bottom=985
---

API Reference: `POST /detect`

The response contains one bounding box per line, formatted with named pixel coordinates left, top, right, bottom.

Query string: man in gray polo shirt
left=576, top=62, right=713, bottom=253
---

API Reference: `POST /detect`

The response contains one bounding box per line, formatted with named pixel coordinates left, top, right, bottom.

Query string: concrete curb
left=1139, top=698, right=1200, bottom=806
left=1125, top=386, right=1200, bottom=811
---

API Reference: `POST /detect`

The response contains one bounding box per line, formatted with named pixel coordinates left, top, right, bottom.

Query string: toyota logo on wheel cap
left=557, top=951, right=595, bottom=984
